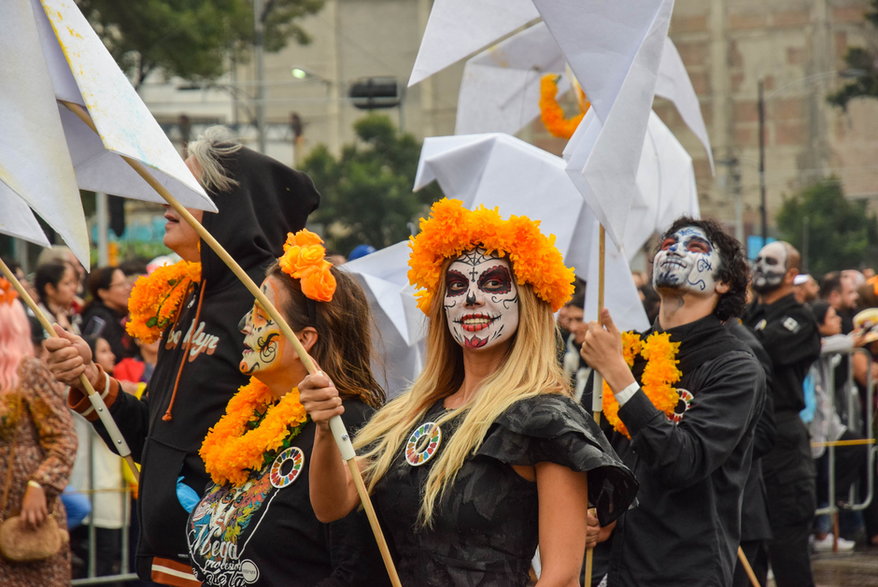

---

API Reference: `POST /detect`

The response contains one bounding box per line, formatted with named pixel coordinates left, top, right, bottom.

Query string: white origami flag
left=455, top=23, right=569, bottom=136
left=0, top=0, right=89, bottom=264
left=36, top=0, right=214, bottom=209
left=0, top=185, right=51, bottom=248
left=0, top=0, right=218, bottom=268
left=538, top=0, right=674, bottom=248
left=655, top=37, right=714, bottom=174
left=408, top=0, right=539, bottom=87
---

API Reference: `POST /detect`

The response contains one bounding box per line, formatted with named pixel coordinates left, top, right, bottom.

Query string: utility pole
left=253, top=0, right=267, bottom=153
left=757, top=79, right=767, bottom=243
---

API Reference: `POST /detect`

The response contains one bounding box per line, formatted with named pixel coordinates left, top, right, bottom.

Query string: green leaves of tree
left=777, top=178, right=878, bottom=274
left=77, top=0, right=324, bottom=88
left=828, top=0, right=878, bottom=110
left=301, top=115, right=442, bottom=255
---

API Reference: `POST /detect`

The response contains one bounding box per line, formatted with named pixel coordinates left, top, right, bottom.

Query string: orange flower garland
left=408, top=198, right=575, bottom=313
left=603, top=331, right=682, bottom=438
left=200, top=378, right=309, bottom=486
left=278, top=229, right=336, bottom=302
left=126, top=261, right=202, bottom=343
left=539, top=74, right=590, bottom=139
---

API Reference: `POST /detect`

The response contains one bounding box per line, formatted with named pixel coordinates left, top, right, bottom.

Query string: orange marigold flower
left=291, top=228, right=324, bottom=247
left=603, top=331, right=682, bottom=438
left=539, top=74, right=590, bottom=139
left=200, top=378, right=308, bottom=486
left=300, top=262, right=336, bottom=303
left=126, top=261, right=201, bottom=343
left=0, top=278, right=19, bottom=307
left=278, top=229, right=336, bottom=302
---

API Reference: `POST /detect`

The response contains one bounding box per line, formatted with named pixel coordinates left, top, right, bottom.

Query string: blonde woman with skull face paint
left=299, top=199, right=636, bottom=587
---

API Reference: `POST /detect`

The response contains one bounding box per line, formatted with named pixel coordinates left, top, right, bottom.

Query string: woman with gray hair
left=45, top=127, right=320, bottom=586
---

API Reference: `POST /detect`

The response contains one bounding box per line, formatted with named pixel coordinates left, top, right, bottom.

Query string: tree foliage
left=828, top=0, right=878, bottom=109
left=301, top=114, right=442, bottom=255
left=776, top=178, right=878, bottom=275
left=77, top=0, right=324, bottom=88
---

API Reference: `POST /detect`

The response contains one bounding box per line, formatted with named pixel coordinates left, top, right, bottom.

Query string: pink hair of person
left=0, top=301, right=34, bottom=392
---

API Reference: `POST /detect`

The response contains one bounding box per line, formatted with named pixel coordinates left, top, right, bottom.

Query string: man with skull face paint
left=744, top=240, right=820, bottom=587
left=581, top=216, right=765, bottom=587
left=299, top=199, right=637, bottom=586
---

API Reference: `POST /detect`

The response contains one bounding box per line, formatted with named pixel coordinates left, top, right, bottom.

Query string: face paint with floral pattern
left=444, top=249, right=519, bottom=350
left=239, top=280, right=285, bottom=376
left=653, top=226, right=721, bottom=295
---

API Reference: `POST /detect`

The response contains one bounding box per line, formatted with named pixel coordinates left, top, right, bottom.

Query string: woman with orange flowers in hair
left=300, top=199, right=637, bottom=586
left=188, top=230, right=389, bottom=586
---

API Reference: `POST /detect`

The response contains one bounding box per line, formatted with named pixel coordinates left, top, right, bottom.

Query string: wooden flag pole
left=0, top=257, right=140, bottom=482
left=584, top=224, right=607, bottom=586
left=60, top=101, right=402, bottom=587
left=737, top=546, right=761, bottom=587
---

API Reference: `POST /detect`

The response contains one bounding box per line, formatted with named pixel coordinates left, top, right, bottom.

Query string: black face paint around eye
left=444, top=248, right=520, bottom=351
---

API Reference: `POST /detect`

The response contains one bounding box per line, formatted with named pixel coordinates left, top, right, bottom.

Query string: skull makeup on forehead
left=752, top=242, right=787, bottom=294
left=653, top=226, right=722, bottom=295
left=444, top=248, right=519, bottom=351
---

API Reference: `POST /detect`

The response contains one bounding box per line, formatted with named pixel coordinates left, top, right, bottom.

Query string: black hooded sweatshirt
left=607, top=315, right=766, bottom=587
left=69, top=146, right=319, bottom=583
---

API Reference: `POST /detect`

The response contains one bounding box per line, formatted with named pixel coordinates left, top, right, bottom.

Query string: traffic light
left=348, top=77, right=401, bottom=110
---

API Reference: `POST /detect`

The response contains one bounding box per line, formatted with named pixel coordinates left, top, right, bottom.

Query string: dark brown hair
left=266, top=262, right=384, bottom=408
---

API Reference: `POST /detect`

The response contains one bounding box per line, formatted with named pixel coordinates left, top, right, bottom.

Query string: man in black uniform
left=582, top=217, right=765, bottom=586
left=744, top=240, right=820, bottom=587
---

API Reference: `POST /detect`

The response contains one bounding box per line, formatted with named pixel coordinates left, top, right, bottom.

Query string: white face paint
left=752, top=242, right=787, bottom=294
left=239, top=279, right=285, bottom=377
left=653, top=226, right=721, bottom=295
left=444, top=249, right=519, bottom=351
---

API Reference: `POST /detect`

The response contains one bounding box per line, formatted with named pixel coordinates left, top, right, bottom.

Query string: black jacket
left=78, top=147, right=319, bottom=581
left=744, top=293, right=820, bottom=415
left=608, top=315, right=765, bottom=587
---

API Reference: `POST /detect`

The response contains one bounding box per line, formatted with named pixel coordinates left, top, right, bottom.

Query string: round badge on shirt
left=269, top=446, right=305, bottom=488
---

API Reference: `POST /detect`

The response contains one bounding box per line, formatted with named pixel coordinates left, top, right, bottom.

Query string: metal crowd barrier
left=813, top=348, right=876, bottom=524
left=69, top=424, right=137, bottom=585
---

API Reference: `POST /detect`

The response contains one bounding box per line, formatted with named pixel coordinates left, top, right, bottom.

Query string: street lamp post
left=253, top=0, right=267, bottom=153
left=757, top=79, right=767, bottom=243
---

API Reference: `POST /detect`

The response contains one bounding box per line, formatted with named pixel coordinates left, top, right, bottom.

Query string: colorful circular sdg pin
left=270, top=446, right=305, bottom=488
left=405, top=422, right=442, bottom=466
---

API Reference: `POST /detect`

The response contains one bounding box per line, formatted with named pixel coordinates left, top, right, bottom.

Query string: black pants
left=733, top=540, right=769, bottom=587
left=764, top=416, right=816, bottom=587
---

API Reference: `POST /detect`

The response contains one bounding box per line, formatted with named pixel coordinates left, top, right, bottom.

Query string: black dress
left=371, top=394, right=637, bottom=586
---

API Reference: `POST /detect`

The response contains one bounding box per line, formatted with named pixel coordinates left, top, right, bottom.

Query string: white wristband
left=614, top=381, right=640, bottom=407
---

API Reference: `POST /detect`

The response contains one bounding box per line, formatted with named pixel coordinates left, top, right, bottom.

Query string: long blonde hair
left=354, top=260, right=570, bottom=525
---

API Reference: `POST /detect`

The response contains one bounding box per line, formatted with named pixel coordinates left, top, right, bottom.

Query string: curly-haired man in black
left=580, top=216, right=766, bottom=587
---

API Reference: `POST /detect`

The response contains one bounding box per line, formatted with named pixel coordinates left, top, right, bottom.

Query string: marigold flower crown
left=277, top=229, right=336, bottom=302
left=408, top=198, right=575, bottom=313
